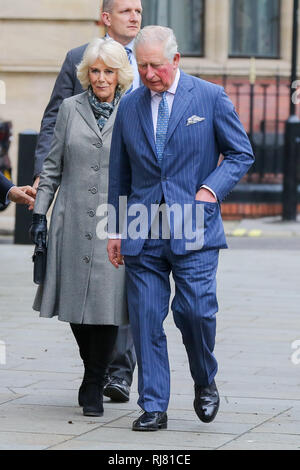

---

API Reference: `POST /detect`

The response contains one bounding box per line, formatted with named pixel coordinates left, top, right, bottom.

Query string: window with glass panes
left=229, top=0, right=280, bottom=58
left=142, top=0, right=205, bottom=56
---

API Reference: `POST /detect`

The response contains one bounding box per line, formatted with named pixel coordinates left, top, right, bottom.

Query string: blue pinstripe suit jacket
left=108, top=71, right=254, bottom=255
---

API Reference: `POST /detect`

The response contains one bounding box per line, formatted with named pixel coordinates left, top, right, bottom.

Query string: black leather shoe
left=103, top=376, right=130, bottom=402
left=132, top=411, right=168, bottom=431
left=194, top=380, right=220, bottom=423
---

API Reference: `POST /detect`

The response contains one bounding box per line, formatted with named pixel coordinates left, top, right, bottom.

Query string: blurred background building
left=0, top=0, right=299, bottom=221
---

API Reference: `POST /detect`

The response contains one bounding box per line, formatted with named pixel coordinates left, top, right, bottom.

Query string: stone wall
left=0, top=0, right=103, bottom=217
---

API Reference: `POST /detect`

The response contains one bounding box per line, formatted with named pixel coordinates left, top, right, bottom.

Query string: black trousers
left=70, top=323, right=118, bottom=382
left=108, top=324, right=137, bottom=386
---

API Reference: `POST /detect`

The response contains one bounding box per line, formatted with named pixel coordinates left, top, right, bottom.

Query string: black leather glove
left=29, top=213, right=47, bottom=245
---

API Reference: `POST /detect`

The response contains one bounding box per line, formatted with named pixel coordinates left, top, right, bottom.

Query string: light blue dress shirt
left=105, top=34, right=140, bottom=91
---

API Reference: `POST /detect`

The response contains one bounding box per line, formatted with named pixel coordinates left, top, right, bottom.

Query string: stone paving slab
left=220, top=383, right=300, bottom=400
left=102, top=414, right=253, bottom=436
left=0, top=430, right=72, bottom=451
left=0, top=391, right=24, bottom=406
left=50, top=425, right=231, bottom=450
left=49, top=440, right=202, bottom=450
left=1, top=242, right=300, bottom=450
left=219, top=432, right=300, bottom=450
left=250, top=419, right=300, bottom=435
left=0, top=401, right=132, bottom=435
left=2, top=389, right=79, bottom=407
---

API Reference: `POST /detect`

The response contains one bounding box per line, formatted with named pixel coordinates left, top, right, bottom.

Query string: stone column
left=281, top=0, right=294, bottom=63
left=205, top=0, right=229, bottom=65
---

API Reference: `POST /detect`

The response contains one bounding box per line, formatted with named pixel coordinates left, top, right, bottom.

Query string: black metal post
left=282, top=0, right=300, bottom=221
left=233, top=83, right=243, bottom=115
left=249, top=83, right=255, bottom=146
left=273, top=75, right=280, bottom=176
left=290, top=0, right=299, bottom=116
left=14, top=131, right=38, bottom=244
left=282, top=117, right=300, bottom=220
left=260, top=84, right=269, bottom=180
left=248, top=57, right=256, bottom=180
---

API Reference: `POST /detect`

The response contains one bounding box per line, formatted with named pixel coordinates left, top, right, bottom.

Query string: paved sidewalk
left=0, top=218, right=300, bottom=450
left=2, top=214, right=300, bottom=237
left=224, top=215, right=300, bottom=238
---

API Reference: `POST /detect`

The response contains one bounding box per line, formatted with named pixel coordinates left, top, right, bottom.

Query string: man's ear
left=173, top=53, right=181, bottom=69
left=102, top=11, right=111, bottom=27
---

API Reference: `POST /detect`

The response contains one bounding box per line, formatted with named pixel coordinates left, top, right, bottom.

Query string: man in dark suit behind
left=32, top=0, right=143, bottom=403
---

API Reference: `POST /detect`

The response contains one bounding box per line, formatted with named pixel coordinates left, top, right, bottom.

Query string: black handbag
left=32, top=239, right=47, bottom=285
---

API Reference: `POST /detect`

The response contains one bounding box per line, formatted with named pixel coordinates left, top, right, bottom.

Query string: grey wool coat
left=33, top=91, right=128, bottom=326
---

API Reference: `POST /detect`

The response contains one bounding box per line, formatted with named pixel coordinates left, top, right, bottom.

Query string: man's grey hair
left=133, top=26, right=178, bottom=61
left=102, top=0, right=115, bottom=13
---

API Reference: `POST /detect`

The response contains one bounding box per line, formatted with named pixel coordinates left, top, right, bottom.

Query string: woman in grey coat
left=30, top=38, right=133, bottom=417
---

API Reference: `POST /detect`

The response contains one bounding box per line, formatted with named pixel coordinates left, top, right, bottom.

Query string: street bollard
left=14, top=130, right=38, bottom=244
left=282, top=116, right=300, bottom=221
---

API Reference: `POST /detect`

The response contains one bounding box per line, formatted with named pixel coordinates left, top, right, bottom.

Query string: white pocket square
left=186, top=115, right=205, bottom=126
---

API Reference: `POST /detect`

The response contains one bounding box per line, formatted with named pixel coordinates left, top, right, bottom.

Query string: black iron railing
left=218, top=75, right=300, bottom=184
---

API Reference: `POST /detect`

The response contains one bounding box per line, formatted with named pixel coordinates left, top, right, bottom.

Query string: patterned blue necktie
left=124, top=47, right=133, bottom=94
left=155, top=92, right=169, bottom=163
left=125, top=47, right=132, bottom=64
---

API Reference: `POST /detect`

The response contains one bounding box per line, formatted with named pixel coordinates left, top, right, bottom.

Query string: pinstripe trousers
left=125, top=236, right=219, bottom=413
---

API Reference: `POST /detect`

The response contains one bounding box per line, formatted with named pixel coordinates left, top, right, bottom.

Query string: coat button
left=83, top=256, right=90, bottom=263
left=87, top=209, right=95, bottom=217
left=89, top=187, right=98, bottom=194
left=95, top=142, right=102, bottom=148
left=85, top=232, right=93, bottom=240
left=92, top=165, right=100, bottom=172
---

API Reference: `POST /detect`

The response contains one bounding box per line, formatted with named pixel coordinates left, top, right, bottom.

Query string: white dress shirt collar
left=123, top=38, right=135, bottom=52
left=105, top=33, right=135, bottom=51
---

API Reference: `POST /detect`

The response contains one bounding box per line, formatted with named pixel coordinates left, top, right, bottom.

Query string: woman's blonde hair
left=77, top=38, right=134, bottom=93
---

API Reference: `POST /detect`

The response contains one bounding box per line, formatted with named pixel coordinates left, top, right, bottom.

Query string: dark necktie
left=124, top=47, right=134, bottom=94
left=125, top=47, right=132, bottom=64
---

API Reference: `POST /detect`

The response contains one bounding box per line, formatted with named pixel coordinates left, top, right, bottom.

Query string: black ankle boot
left=70, top=324, right=118, bottom=415
left=70, top=324, right=90, bottom=407
left=79, top=360, right=105, bottom=416
left=82, top=382, right=104, bottom=417
left=79, top=372, right=110, bottom=407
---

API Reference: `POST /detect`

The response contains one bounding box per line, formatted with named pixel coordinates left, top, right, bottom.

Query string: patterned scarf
left=88, top=85, right=122, bottom=131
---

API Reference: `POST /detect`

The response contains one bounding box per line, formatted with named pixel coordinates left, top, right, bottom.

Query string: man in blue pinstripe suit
left=107, top=26, right=254, bottom=431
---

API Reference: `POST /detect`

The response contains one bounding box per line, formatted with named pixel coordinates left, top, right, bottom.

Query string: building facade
left=0, top=0, right=299, bottom=219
